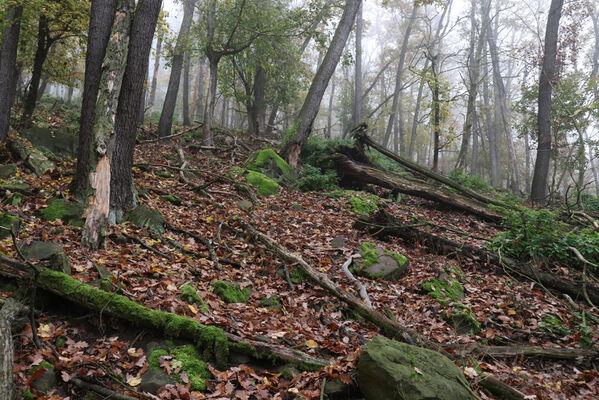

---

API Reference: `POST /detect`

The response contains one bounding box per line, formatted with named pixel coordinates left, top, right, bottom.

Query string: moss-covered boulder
left=125, top=204, right=165, bottom=233
left=21, top=126, right=78, bottom=158
left=40, top=198, right=84, bottom=227
left=146, top=344, right=211, bottom=391
left=357, top=336, right=476, bottom=400
left=162, top=194, right=181, bottom=205
left=353, top=242, right=409, bottom=281
left=2, top=181, right=32, bottom=194
left=7, top=134, right=55, bottom=176
left=444, top=309, right=481, bottom=335
left=0, top=214, right=20, bottom=239
left=246, top=171, right=279, bottom=196
left=212, top=280, right=251, bottom=303
left=19, top=241, right=71, bottom=274
left=246, top=149, right=296, bottom=186
left=422, top=276, right=464, bottom=305
left=28, top=361, right=57, bottom=394
left=0, top=163, right=17, bottom=179
left=348, top=195, right=383, bottom=215
left=179, top=284, right=209, bottom=312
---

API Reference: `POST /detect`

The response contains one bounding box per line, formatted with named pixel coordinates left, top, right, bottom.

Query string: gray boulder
left=21, top=127, right=78, bottom=158
left=358, top=336, right=476, bottom=400
left=354, top=242, right=409, bottom=281
left=0, top=163, right=17, bottom=178
left=19, top=241, right=71, bottom=274
left=139, top=368, right=175, bottom=393
left=126, top=205, right=165, bottom=233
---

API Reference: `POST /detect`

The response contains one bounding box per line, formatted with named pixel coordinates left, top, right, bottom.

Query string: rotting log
left=353, top=125, right=510, bottom=209
left=332, top=153, right=504, bottom=222
left=0, top=298, right=19, bottom=400
left=0, top=255, right=325, bottom=372
left=356, top=210, right=599, bottom=306
left=462, top=344, right=599, bottom=361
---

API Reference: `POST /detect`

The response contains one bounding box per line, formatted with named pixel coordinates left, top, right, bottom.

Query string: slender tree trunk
left=111, top=0, right=162, bottom=221
left=182, top=53, right=191, bottom=126
left=326, top=74, right=335, bottom=139
left=157, top=0, right=196, bottom=136
left=383, top=3, right=418, bottom=148
left=71, top=0, right=118, bottom=200
left=138, top=64, right=148, bottom=125
left=487, top=23, right=521, bottom=193
left=81, top=0, right=133, bottom=249
left=408, top=67, right=426, bottom=159
left=21, top=15, right=51, bottom=128
left=0, top=5, right=23, bottom=142
left=354, top=2, right=363, bottom=125
left=202, top=57, right=219, bottom=146
left=146, top=31, right=162, bottom=118
left=429, top=54, right=441, bottom=172
left=36, top=78, right=48, bottom=101
left=531, top=0, right=564, bottom=203
left=524, top=131, right=531, bottom=193
left=281, top=0, right=362, bottom=170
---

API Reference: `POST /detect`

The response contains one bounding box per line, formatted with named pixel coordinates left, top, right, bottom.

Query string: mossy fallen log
left=0, top=255, right=326, bottom=371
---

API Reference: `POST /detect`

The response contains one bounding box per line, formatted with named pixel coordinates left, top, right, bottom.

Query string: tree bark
left=0, top=298, right=19, bottom=400
left=531, top=0, right=564, bottom=203
left=326, top=74, right=335, bottom=139
left=193, top=59, right=205, bottom=121
left=182, top=53, right=191, bottom=126
left=0, top=5, right=23, bottom=142
left=110, top=0, right=163, bottom=222
left=81, top=0, right=133, bottom=249
left=146, top=30, right=162, bottom=119
left=280, top=0, right=362, bottom=170
left=353, top=2, right=363, bottom=125
left=71, top=0, right=117, bottom=201
left=157, top=0, right=196, bottom=137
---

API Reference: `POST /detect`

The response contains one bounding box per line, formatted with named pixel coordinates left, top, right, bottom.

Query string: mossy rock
left=357, top=336, right=476, bottom=400
left=0, top=163, right=17, bottom=179
left=236, top=199, right=253, bottom=211
left=353, top=242, right=409, bottom=281
left=7, top=135, right=55, bottom=177
left=212, top=280, right=251, bottom=303
left=260, top=295, right=282, bottom=310
left=40, top=198, right=84, bottom=227
left=0, top=214, right=20, bottom=239
left=162, top=194, right=181, bottom=205
left=246, top=171, right=279, bottom=196
left=246, top=149, right=296, bottom=186
left=28, top=361, right=57, bottom=394
left=2, top=181, right=31, bottom=194
left=179, top=284, right=209, bottom=312
left=290, top=267, right=307, bottom=284
left=125, top=204, right=165, bottom=233
left=19, top=241, right=71, bottom=274
left=422, top=277, right=464, bottom=304
left=139, top=368, right=176, bottom=394
left=348, top=195, right=382, bottom=215
left=444, top=310, right=481, bottom=335
left=21, top=126, right=78, bottom=158
left=146, top=345, right=211, bottom=391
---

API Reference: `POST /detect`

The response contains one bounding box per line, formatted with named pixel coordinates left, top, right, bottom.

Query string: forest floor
left=1, top=113, right=599, bottom=400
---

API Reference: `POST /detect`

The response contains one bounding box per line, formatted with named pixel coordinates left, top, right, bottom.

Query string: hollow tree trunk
left=0, top=5, right=23, bottom=142
left=157, top=0, right=196, bottom=137
left=71, top=0, right=118, bottom=201
left=110, top=0, right=163, bottom=222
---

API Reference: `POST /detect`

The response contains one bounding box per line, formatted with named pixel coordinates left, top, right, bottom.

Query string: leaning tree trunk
left=0, top=5, right=23, bottom=143
left=110, top=0, right=163, bottom=222
left=280, top=0, right=362, bottom=170
left=326, top=74, right=335, bottom=139
left=81, top=0, right=133, bottom=250
left=72, top=0, right=118, bottom=201
left=157, top=0, right=196, bottom=137
left=531, top=0, right=564, bottom=203
left=146, top=30, right=162, bottom=118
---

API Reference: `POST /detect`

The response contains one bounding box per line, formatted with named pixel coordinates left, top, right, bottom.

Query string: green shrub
left=296, top=164, right=339, bottom=191
left=449, top=169, right=494, bottom=193
left=581, top=193, right=599, bottom=214
left=348, top=194, right=383, bottom=214
left=296, top=137, right=351, bottom=192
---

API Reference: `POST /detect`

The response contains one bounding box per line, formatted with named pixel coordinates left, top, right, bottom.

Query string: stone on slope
left=19, top=241, right=72, bottom=274
left=354, top=242, right=409, bottom=281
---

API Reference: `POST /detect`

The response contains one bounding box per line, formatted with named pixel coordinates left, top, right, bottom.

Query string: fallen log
left=462, top=344, right=599, bottom=361
left=0, top=255, right=324, bottom=371
left=356, top=210, right=599, bottom=307
left=352, top=125, right=509, bottom=209
left=0, top=298, right=19, bottom=400
left=332, top=153, right=504, bottom=222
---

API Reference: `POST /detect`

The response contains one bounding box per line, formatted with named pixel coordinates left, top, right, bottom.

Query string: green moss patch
left=348, top=195, right=383, bottom=215
left=354, top=242, right=409, bottom=281
left=0, top=214, right=20, bottom=238
left=444, top=309, right=481, bottom=335
left=179, top=284, right=208, bottom=312
left=28, top=360, right=54, bottom=375
left=422, top=277, right=464, bottom=304
left=260, top=295, right=282, bottom=310
left=148, top=345, right=212, bottom=391
left=246, top=149, right=296, bottom=187
left=246, top=171, right=279, bottom=196
left=290, top=267, right=307, bottom=284
left=162, top=194, right=181, bottom=205
left=212, top=280, right=251, bottom=303
left=40, top=198, right=84, bottom=227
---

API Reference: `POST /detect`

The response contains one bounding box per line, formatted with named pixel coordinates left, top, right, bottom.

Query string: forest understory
left=1, top=108, right=598, bottom=400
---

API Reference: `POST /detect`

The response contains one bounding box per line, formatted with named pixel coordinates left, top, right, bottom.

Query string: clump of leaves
left=539, top=313, right=572, bottom=337
left=489, top=208, right=599, bottom=267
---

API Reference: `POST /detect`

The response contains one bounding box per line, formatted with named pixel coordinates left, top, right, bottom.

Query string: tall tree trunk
left=71, top=0, right=118, bottom=201
left=146, top=31, right=162, bottom=118
left=431, top=55, right=441, bottom=172
left=0, top=5, right=23, bottom=142
left=202, top=57, right=219, bottom=146
left=21, top=15, right=51, bottom=128
left=252, top=65, right=266, bottom=134
left=138, top=64, right=149, bottom=125
left=191, top=59, right=204, bottom=121
left=81, top=0, right=133, bottom=249
left=382, top=3, right=418, bottom=149
left=326, top=73, right=335, bottom=139
left=353, top=2, right=362, bottom=125
left=157, top=0, right=195, bottom=137
left=280, top=0, right=362, bottom=170
left=487, top=23, right=521, bottom=193
left=408, top=66, right=426, bottom=159
left=182, top=53, right=191, bottom=126
left=531, top=0, right=564, bottom=203
left=110, top=0, right=162, bottom=221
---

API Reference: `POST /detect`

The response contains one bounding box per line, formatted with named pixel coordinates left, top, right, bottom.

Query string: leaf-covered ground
left=1, top=124, right=598, bottom=400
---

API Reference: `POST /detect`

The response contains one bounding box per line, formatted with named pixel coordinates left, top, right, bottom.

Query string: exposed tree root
left=356, top=210, right=599, bottom=305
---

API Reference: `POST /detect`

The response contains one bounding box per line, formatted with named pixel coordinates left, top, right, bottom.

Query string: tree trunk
left=383, top=4, right=418, bottom=149
left=280, top=0, right=362, bottom=170
left=110, top=0, right=163, bottom=222
left=146, top=30, right=162, bottom=118
left=71, top=0, right=118, bottom=201
left=191, top=59, right=205, bottom=121
left=353, top=2, right=362, bottom=125
left=0, top=5, right=23, bottom=142
left=202, top=57, right=219, bottom=146
left=21, top=14, right=51, bottom=128
left=487, top=23, right=521, bottom=193
left=138, top=63, right=149, bottom=125
left=531, top=0, right=564, bottom=203
left=253, top=66, right=266, bottom=134
left=326, top=74, right=335, bottom=139
left=482, top=45, right=498, bottom=186
left=157, top=0, right=196, bottom=137
left=81, top=0, right=133, bottom=249
left=0, top=298, right=19, bottom=400
left=429, top=54, right=441, bottom=172
left=182, top=53, right=191, bottom=126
